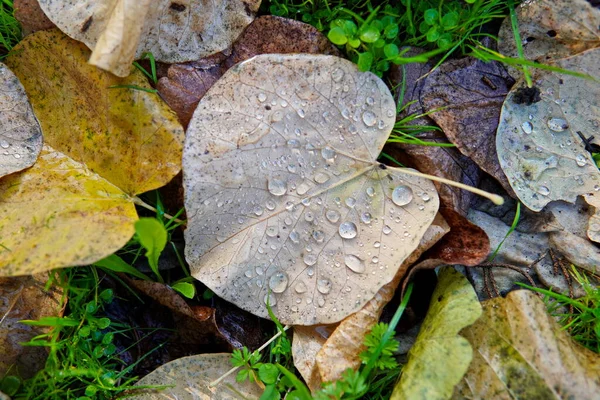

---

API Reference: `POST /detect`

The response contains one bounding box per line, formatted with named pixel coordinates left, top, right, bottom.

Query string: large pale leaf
left=130, top=353, right=261, bottom=400
left=0, top=62, right=42, bottom=178
left=496, top=49, right=600, bottom=212
left=0, top=146, right=137, bottom=276
left=183, top=54, right=440, bottom=325
left=4, top=30, right=184, bottom=196
left=453, top=290, right=600, bottom=399
left=391, top=267, right=482, bottom=400
left=38, top=0, right=261, bottom=77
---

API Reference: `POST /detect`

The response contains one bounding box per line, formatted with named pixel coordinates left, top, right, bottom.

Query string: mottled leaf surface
left=183, top=54, right=440, bottom=325
left=131, top=353, right=261, bottom=400
left=0, top=62, right=42, bottom=178
left=4, top=30, right=184, bottom=196
left=391, top=268, right=481, bottom=400
left=38, top=0, right=261, bottom=76
left=0, top=146, right=137, bottom=276
left=453, top=290, right=600, bottom=399
left=496, top=49, right=600, bottom=212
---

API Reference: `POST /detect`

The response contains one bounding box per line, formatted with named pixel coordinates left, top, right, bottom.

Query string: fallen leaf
left=130, top=353, right=262, bottom=400
left=453, top=290, right=600, bottom=399
left=0, top=62, right=42, bottom=178
left=0, top=30, right=183, bottom=276
left=496, top=49, right=600, bottom=212
left=4, top=30, right=184, bottom=195
left=498, top=0, right=600, bottom=80
left=13, top=0, right=55, bottom=34
left=38, top=0, right=261, bottom=77
left=310, top=215, right=449, bottom=386
left=183, top=54, right=440, bottom=325
left=391, top=267, right=482, bottom=400
left=420, top=57, right=515, bottom=193
left=292, top=325, right=332, bottom=393
left=0, top=274, right=62, bottom=378
left=157, top=15, right=339, bottom=128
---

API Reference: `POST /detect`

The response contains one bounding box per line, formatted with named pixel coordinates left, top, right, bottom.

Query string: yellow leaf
left=4, top=29, right=184, bottom=196
left=391, top=267, right=482, bottom=400
left=0, top=146, right=137, bottom=276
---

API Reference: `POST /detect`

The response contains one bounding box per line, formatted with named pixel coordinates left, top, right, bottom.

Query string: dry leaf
left=391, top=267, right=482, bottom=400
left=453, top=290, right=600, bottom=399
left=420, top=57, right=515, bottom=193
left=0, top=30, right=183, bottom=276
left=183, top=54, right=440, bottom=325
left=292, top=326, right=332, bottom=392
left=157, top=15, right=339, bottom=128
left=0, top=274, right=62, bottom=378
left=38, top=0, right=261, bottom=77
left=13, top=0, right=55, bottom=34
left=130, top=353, right=262, bottom=400
left=0, top=62, right=42, bottom=178
left=498, top=0, right=600, bottom=80
left=496, top=49, right=600, bottom=212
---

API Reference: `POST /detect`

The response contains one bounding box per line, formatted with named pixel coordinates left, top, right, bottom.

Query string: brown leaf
left=0, top=274, right=62, bottom=378
left=420, top=57, right=515, bottom=194
left=13, top=0, right=55, bottom=34
left=453, top=290, right=600, bottom=399
left=157, top=16, right=339, bottom=128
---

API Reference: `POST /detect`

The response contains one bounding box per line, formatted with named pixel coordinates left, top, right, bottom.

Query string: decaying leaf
left=157, top=15, right=339, bottom=128
left=14, top=0, right=55, bottom=34
left=309, top=215, right=449, bottom=387
left=130, top=353, right=262, bottom=400
left=420, top=57, right=515, bottom=193
left=183, top=54, right=440, bottom=325
left=0, top=62, right=42, bottom=178
left=0, top=274, right=62, bottom=378
left=391, top=268, right=482, bottom=400
left=498, top=0, right=600, bottom=80
left=453, top=290, right=600, bottom=399
left=0, top=146, right=138, bottom=276
left=496, top=49, right=600, bottom=212
left=0, top=30, right=183, bottom=276
left=4, top=30, right=184, bottom=195
left=38, top=0, right=261, bottom=77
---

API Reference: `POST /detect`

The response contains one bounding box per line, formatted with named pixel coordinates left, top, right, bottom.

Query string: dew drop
left=547, top=117, right=569, bottom=132
left=301, top=197, right=311, bottom=206
left=253, top=206, right=263, bottom=216
left=315, top=172, right=330, bottom=183
left=383, top=225, right=392, bottom=234
left=366, top=96, right=375, bottom=106
left=266, top=226, right=278, bottom=237
left=268, top=179, right=286, bottom=196
left=345, top=197, right=356, bottom=208
left=341, top=108, right=350, bottom=119
left=392, top=185, right=413, bottom=206
left=321, top=147, right=336, bottom=161
left=289, top=230, right=299, bottom=243
left=295, top=281, right=307, bottom=293
left=13, top=153, right=20, bottom=159
left=312, top=230, right=325, bottom=243
left=305, top=212, right=314, bottom=222
left=537, top=185, right=550, bottom=196
left=269, top=272, right=289, bottom=293
left=373, top=241, right=381, bottom=248
left=297, top=109, right=306, bottom=118
left=304, top=253, right=318, bottom=266
left=576, top=154, right=587, bottom=167
left=326, top=209, right=341, bottom=223
left=317, top=296, right=326, bottom=307
left=362, top=111, right=377, bottom=127
left=521, top=121, right=533, bottom=134
left=264, top=294, right=277, bottom=306
left=287, top=139, right=300, bottom=148
left=339, top=222, right=358, bottom=239
left=0, top=140, right=9, bottom=149
left=344, top=254, right=365, bottom=273
left=360, top=212, right=372, bottom=224
left=331, top=68, right=344, bottom=82
left=371, top=256, right=379, bottom=264
left=265, top=200, right=276, bottom=211
left=257, top=93, right=267, bottom=102
left=317, top=279, right=332, bottom=294
left=366, top=187, right=375, bottom=197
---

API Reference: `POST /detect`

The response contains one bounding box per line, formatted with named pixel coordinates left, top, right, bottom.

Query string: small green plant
left=0, top=0, right=21, bottom=57
left=520, top=268, right=600, bottom=354
left=109, top=52, right=158, bottom=93
left=5, top=267, right=148, bottom=400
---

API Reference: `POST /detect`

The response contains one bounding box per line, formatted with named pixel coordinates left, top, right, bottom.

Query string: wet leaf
left=158, top=15, right=339, bottom=128
left=420, top=57, right=515, bottom=193
left=0, top=62, right=42, bottom=178
left=0, top=146, right=138, bottom=276
left=496, top=49, right=600, bottom=212
left=0, top=30, right=183, bottom=276
left=391, top=268, right=482, bottom=400
left=183, top=54, right=440, bottom=326
left=130, top=353, right=262, bottom=400
left=38, top=0, right=261, bottom=77
left=498, top=0, right=600, bottom=80
left=0, top=274, right=62, bottom=378
left=14, top=0, right=55, bottom=34
left=453, top=290, right=600, bottom=399
left=4, top=30, right=184, bottom=196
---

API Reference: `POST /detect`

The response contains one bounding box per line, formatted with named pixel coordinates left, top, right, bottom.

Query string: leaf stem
left=132, top=197, right=185, bottom=225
